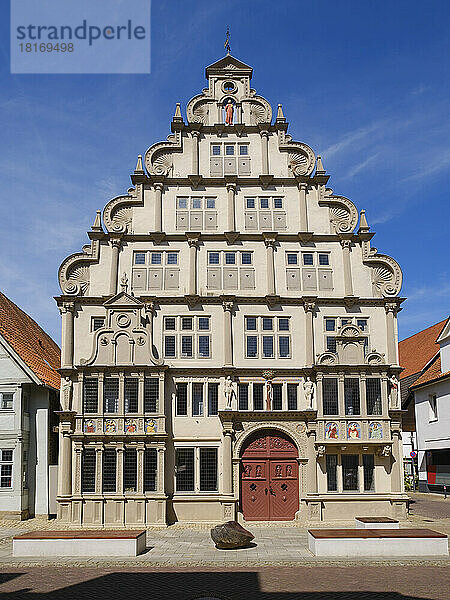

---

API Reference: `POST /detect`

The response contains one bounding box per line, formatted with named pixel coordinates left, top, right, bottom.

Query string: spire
left=358, top=209, right=370, bottom=233
left=134, top=154, right=144, bottom=174
left=224, top=26, right=231, bottom=55
left=172, top=103, right=183, bottom=124
left=91, top=210, right=102, bottom=231
left=316, top=155, right=326, bottom=175
left=276, top=104, right=285, bottom=122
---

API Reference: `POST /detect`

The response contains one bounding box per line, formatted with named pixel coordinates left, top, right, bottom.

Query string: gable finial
left=91, top=210, right=103, bottom=231
left=134, top=154, right=144, bottom=174
left=276, top=104, right=285, bottom=122
left=316, top=155, right=326, bottom=175
left=358, top=209, right=370, bottom=233
left=224, top=25, right=231, bottom=55
left=174, top=103, right=182, bottom=119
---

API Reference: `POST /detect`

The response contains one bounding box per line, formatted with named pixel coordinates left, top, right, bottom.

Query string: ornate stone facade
left=55, top=55, right=407, bottom=526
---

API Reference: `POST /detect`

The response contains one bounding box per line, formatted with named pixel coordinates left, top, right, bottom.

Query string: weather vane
left=224, top=26, right=231, bottom=55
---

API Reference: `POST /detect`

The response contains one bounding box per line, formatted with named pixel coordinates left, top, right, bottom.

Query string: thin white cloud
left=344, top=153, right=379, bottom=179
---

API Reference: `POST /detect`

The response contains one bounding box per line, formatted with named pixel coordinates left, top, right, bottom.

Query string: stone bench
left=308, top=528, right=448, bottom=557
left=13, top=530, right=147, bottom=557
left=355, top=516, right=399, bottom=529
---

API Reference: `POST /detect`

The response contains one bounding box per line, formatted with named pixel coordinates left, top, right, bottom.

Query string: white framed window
left=175, top=445, right=219, bottom=493
left=244, top=196, right=286, bottom=231
left=207, top=251, right=255, bottom=291
left=175, top=381, right=219, bottom=417
left=326, top=453, right=375, bottom=494
left=0, top=392, right=14, bottom=411
left=210, top=143, right=251, bottom=176
left=244, top=316, right=291, bottom=359
left=163, top=316, right=211, bottom=359
left=132, top=250, right=180, bottom=292
left=0, top=449, right=13, bottom=488
left=176, top=196, right=218, bottom=231
left=323, top=317, right=370, bottom=354
left=429, top=395, right=438, bottom=422
left=91, top=317, right=105, bottom=332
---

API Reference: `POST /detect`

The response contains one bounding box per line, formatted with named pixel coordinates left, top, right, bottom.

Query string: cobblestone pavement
left=0, top=565, right=449, bottom=599
left=407, top=492, right=450, bottom=520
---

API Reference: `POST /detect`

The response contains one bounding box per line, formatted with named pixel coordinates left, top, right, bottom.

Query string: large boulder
left=211, top=521, right=254, bottom=549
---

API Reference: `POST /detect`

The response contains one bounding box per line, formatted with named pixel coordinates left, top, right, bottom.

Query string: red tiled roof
left=412, top=354, right=450, bottom=388
left=398, top=319, right=447, bottom=380
left=0, top=292, right=60, bottom=389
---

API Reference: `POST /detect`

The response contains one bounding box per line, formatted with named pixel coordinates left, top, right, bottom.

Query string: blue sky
left=0, top=0, right=449, bottom=344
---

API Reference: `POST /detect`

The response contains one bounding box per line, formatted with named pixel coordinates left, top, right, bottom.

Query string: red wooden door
left=240, top=431, right=299, bottom=521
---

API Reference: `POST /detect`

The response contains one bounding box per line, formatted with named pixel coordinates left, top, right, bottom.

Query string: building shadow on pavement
left=0, top=571, right=442, bottom=600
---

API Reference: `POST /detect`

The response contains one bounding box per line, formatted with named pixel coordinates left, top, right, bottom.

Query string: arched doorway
left=240, top=429, right=299, bottom=521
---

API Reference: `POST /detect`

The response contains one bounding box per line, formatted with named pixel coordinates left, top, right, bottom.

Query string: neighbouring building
left=55, top=54, right=408, bottom=527
left=400, top=318, right=450, bottom=493
left=0, top=292, right=60, bottom=519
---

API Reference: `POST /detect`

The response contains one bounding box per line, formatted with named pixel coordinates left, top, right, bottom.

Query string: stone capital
left=110, top=237, right=122, bottom=249
left=153, top=182, right=164, bottom=192
left=303, top=298, right=316, bottom=313
left=186, top=233, right=200, bottom=248
left=263, top=232, right=277, bottom=247
left=59, top=302, right=75, bottom=315
left=384, top=302, right=400, bottom=314
left=340, top=238, right=352, bottom=250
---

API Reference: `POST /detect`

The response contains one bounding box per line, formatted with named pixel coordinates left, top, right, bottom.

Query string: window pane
left=192, top=383, right=203, bottom=416
left=103, top=378, right=119, bottom=413
left=208, top=252, right=220, bottom=265
left=164, top=317, right=176, bottom=330
left=241, top=252, right=252, bottom=265
left=200, top=448, right=218, bottom=491
left=326, top=455, right=338, bottom=492
left=181, top=317, right=193, bottom=330
left=272, top=384, right=282, bottom=410
left=318, top=253, right=329, bottom=266
left=102, top=449, right=117, bottom=493
left=225, top=145, right=235, bottom=155
left=303, top=253, right=314, bottom=265
left=134, top=253, right=146, bottom=265
left=206, top=197, right=216, bottom=208
left=357, top=319, right=367, bottom=331
left=262, top=317, right=273, bottom=331
left=208, top=383, right=219, bottom=416
left=212, top=145, right=221, bottom=156
left=1, top=394, right=13, bottom=410
left=245, top=317, right=257, bottom=331
left=253, top=383, right=264, bottom=410
left=175, top=448, right=194, bottom=491
left=325, top=319, right=336, bottom=332
left=123, top=449, right=137, bottom=492
left=238, top=384, right=249, bottom=410
left=177, top=197, right=188, bottom=209
left=198, top=317, right=210, bottom=330
left=342, top=454, right=359, bottom=491
left=0, top=464, right=12, bottom=488
left=287, top=253, right=298, bottom=265
left=143, top=448, right=157, bottom=491
left=273, top=197, right=283, bottom=208
left=81, top=449, right=96, bottom=493
left=279, top=336, right=290, bottom=357
left=246, top=336, right=257, bottom=357
left=323, top=378, right=338, bottom=415
left=151, top=253, right=162, bottom=265
left=167, top=252, right=178, bottom=265
left=124, top=378, right=138, bottom=413
left=144, top=377, right=159, bottom=413
left=326, top=336, right=337, bottom=353
left=344, top=378, right=360, bottom=415
left=239, top=145, right=248, bottom=155
left=176, top=383, right=188, bottom=416
left=2, top=450, right=13, bottom=462
left=225, top=252, right=236, bottom=265
left=287, top=384, right=297, bottom=410
left=278, top=318, right=289, bottom=331
left=92, top=317, right=105, bottom=331
left=181, top=336, right=193, bottom=358
left=246, top=198, right=255, bottom=209
left=366, top=378, right=382, bottom=415
left=83, top=378, right=98, bottom=413
left=164, top=336, right=176, bottom=357
left=192, top=197, right=202, bottom=209
left=198, top=336, right=210, bottom=358
left=363, top=454, right=375, bottom=491
left=260, top=197, right=269, bottom=209
left=262, top=336, right=274, bottom=358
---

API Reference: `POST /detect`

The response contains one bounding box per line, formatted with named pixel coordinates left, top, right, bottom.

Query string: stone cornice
left=130, top=174, right=328, bottom=187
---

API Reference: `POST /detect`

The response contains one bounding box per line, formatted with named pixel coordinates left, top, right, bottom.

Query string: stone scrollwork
left=144, top=130, right=183, bottom=177
left=246, top=97, right=272, bottom=124
left=316, top=352, right=338, bottom=366
left=278, top=128, right=316, bottom=176
left=58, top=239, right=100, bottom=296
left=361, top=240, right=403, bottom=297
left=187, top=96, right=210, bottom=124
left=319, top=188, right=359, bottom=233
left=365, top=351, right=385, bottom=365
left=103, top=186, right=144, bottom=234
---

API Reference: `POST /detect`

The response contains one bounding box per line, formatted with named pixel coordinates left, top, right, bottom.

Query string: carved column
left=222, top=300, right=234, bottom=367
left=226, top=183, right=236, bottom=231
left=222, top=431, right=233, bottom=495
left=191, top=131, right=200, bottom=175
left=260, top=130, right=269, bottom=174
left=340, top=238, right=354, bottom=296
left=385, top=303, right=398, bottom=365
left=109, top=238, right=121, bottom=295
left=298, top=182, right=308, bottom=231
left=338, top=373, right=345, bottom=415
left=157, top=446, right=165, bottom=493
left=56, top=412, right=76, bottom=497
left=307, top=429, right=318, bottom=494
left=391, top=429, right=403, bottom=493
left=60, top=303, right=75, bottom=369
left=154, top=182, right=164, bottom=232
left=263, top=235, right=277, bottom=295
left=95, top=445, right=103, bottom=494
left=117, top=444, right=124, bottom=495
left=187, top=235, right=199, bottom=296
left=303, top=299, right=316, bottom=366
left=137, top=445, right=145, bottom=494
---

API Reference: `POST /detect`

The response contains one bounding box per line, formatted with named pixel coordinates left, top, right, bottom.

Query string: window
left=81, top=449, right=96, bottom=493
left=151, top=252, right=162, bottom=265
left=181, top=336, right=193, bottom=358
left=325, top=319, right=336, bottom=332
left=91, top=317, right=105, bottom=332
left=238, top=384, right=249, bottom=410
left=363, top=454, right=375, bottom=491
left=323, top=378, right=338, bottom=415
left=318, top=253, right=329, bottom=266
left=0, top=393, right=13, bottom=410
left=208, top=252, right=220, bottom=265
left=176, top=195, right=218, bottom=230
left=167, top=252, right=178, bottom=265
left=225, top=252, right=236, bottom=265
left=287, top=384, right=298, bottom=410
left=134, top=252, right=146, bottom=265
left=175, top=447, right=218, bottom=493
left=0, top=449, right=13, bottom=488
left=164, top=317, right=176, bottom=330
left=83, top=378, right=98, bottom=413
left=260, top=197, right=269, bottom=209
left=342, top=454, right=359, bottom=491
left=102, top=449, right=117, bottom=493
left=357, top=319, right=368, bottom=331
left=212, top=145, right=221, bottom=156
left=207, top=251, right=255, bottom=290
left=198, top=336, right=210, bottom=358
left=225, top=145, right=235, bottom=155
left=272, top=384, right=282, bottom=410
left=246, top=198, right=255, bottom=209
left=285, top=252, right=334, bottom=292
left=104, top=378, right=119, bottom=413
left=198, top=317, right=210, bottom=330
left=253, top=383, right=264, bottom=410
left=175, top=448, right=194, bottom=491
left=192, top=197, right=202, bottom=209
left=192, top=383, right=204, bottom=416
left=143, top=448, right=157, bottom=491
left=326, top=337, right=337, bottom=353
left=144, top=377, right=159, bottom=413
left=245, top=316, right=291, bottom=359
left=124, top=378, right=138, bottom=413
left=164, top=316, right=211, bottom=359
left=287, top=253, right=298, bottom=265
left=176, top=383, right=188, bottom=416
left=302, top=253, right=314, bottom=265
left=208, top=383, right=219, bottom=416
left=273, top=197, right=283, bottom=209
left=123, top=449, right=137, bottom=492
left=164, top=335, right=176, bottom=358
left=200, top=448, right=218, bottom=491
left=132, top=250, right=180, bottom=291
left=239, top=145, right=248, bottom=155
left=241, top=252, right=252, bottom=265
left=366, top=378, right=382, bottom=415
left=344, top=378, right=360, bottom=415
left=326, top=454, right=338, bottom=492
left=429, top=395, right=438, bottom=421
left=244, top=196, right=286, bottom=230
left=210, top=143, right=251, bottom=176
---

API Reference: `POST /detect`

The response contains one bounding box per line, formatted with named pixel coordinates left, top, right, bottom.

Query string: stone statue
left=303, top=377, right=315, bottom=409
left=224, top=376, right=235, bottom=410
left=265, top=379, right=273, bottom=411
left=60, top=377, right=73, bottom=411
left=389, top=375, right=399, bottom=409
left=225, top=100, right=234, bottom=125
left=120, top=272, right=128, bottom=292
